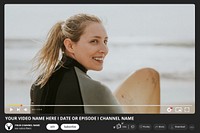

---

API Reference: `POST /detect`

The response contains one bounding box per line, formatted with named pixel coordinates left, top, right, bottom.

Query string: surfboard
left=114, top=68, right=160, bottom=114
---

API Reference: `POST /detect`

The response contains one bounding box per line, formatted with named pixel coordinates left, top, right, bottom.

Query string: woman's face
left=72, top=22, right=108, bottom=71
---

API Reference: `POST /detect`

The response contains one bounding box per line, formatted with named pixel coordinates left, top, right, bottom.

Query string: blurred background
left=5, top=4, right=195, bottom=113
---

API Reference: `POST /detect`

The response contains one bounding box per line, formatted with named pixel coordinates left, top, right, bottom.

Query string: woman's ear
left=63, top=38, right=75, bottom=54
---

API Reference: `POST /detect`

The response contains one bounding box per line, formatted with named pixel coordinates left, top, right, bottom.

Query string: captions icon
left=175, top=107, right=183, bottom=113
left=5, top=123, right=13, bottom=131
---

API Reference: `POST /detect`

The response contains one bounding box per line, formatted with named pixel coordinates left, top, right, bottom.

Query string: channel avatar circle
left=5, top=122, right=13, bottom=131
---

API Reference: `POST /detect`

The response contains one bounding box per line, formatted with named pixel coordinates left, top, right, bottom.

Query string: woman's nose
left=99, top=43, right=108, bottom=55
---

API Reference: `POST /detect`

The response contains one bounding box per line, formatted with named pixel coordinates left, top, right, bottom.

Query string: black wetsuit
left=30, top=55, right=123, bottom=114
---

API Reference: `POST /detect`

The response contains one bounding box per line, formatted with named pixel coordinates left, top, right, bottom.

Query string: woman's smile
left=92, top=56, right=105, bottom=63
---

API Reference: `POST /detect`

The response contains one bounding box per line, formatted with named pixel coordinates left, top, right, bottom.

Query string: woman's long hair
left=32, top=14, right=102, bottom=87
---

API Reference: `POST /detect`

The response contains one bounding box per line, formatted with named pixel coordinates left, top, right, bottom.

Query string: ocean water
left=5, top=39, right=195, bottom=111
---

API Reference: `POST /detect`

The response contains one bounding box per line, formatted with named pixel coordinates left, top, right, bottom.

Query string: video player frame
left=1, top=1, right=199, bottom=133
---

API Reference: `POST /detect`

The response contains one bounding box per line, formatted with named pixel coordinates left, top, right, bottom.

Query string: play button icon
left=9, top=108, right=13, bottom=112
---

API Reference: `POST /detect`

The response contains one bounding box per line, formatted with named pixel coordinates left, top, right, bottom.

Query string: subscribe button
left=61, top=124, right=79, bottom=130
left=46, top=124, right=79, bottom=131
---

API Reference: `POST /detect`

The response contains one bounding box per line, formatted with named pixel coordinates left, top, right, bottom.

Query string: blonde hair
left=32, top=13, right=102, bottom=87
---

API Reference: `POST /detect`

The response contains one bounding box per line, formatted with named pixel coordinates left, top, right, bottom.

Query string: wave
left=154, top=42, right=195, bottom=48
left=5, top=70, right=194, bottom=88
left=5, top=38, right=43, bottom=49
left=109, top=42, right=194, bottom=48
left=90, top=71, right=195, bottom=83
left=5, top=38, right=195, bottom=48
left=160, top=72, right=195, bottom=81
left=108, top=36, right=194, bottom=48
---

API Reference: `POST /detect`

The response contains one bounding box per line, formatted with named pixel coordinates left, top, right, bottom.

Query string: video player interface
left=2, top=3, right=198, bottom=133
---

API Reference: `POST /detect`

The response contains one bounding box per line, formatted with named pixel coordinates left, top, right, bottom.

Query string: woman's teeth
left=93, top=57, right=104, bottom=61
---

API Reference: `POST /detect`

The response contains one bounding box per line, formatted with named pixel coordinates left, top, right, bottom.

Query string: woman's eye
left=90, top=40, right=98, bottom=44
left=90, top=39, right=108, bottom=45
left=104, top=40, right=108, bottom=45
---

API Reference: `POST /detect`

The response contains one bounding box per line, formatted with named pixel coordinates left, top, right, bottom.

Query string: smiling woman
left=30, top=13, right=123, bottom=114
left=30, top=13, right=160, bottom=114
left=63, top=22, right=108, bottom=71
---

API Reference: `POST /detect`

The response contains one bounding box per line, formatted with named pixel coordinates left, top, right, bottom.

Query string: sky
left=5, top=4, right=195, bottom=42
